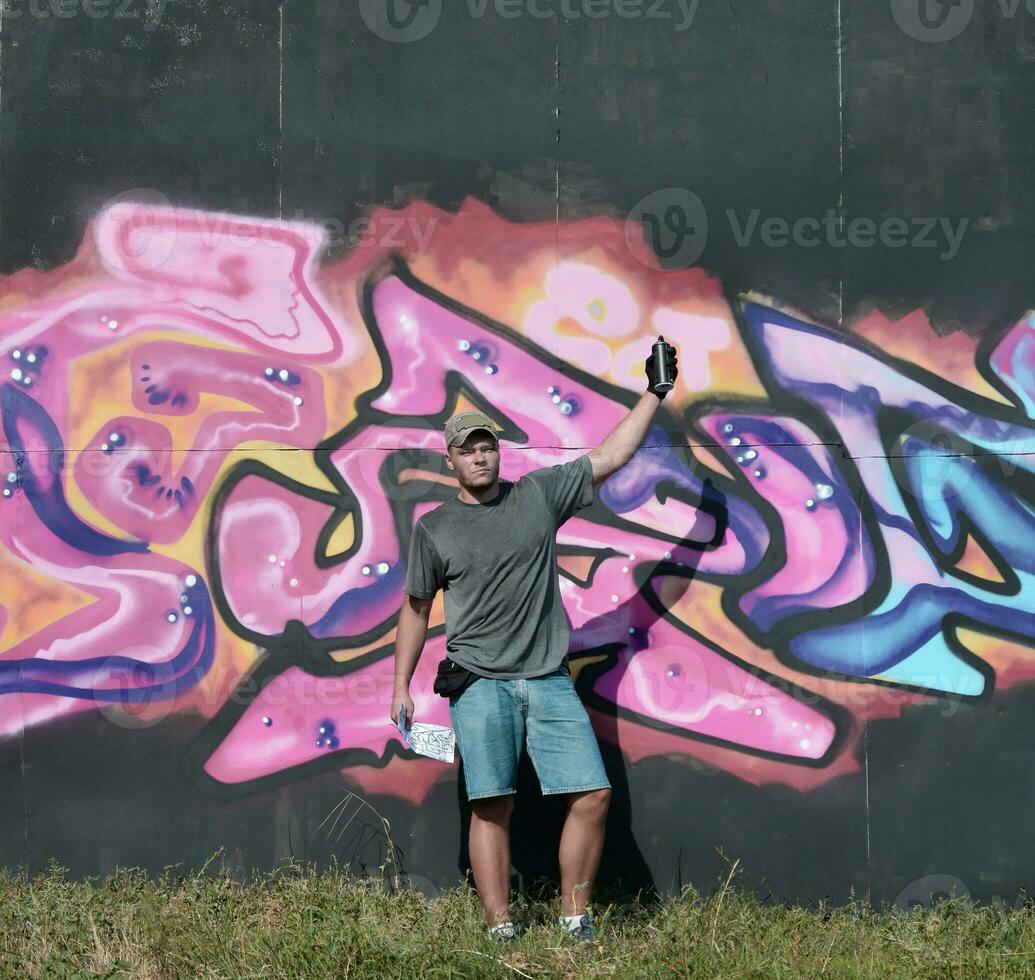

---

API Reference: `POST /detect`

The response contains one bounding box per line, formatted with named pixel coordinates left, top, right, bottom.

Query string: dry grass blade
left=451, top=948, right=536, bottom=978
left=710, top=857, right=741, bottom=954
left=320, top=790, right=402, bottom=889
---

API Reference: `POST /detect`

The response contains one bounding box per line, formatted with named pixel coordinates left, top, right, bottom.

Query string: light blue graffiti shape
left=740, top=302, right=1035, bottom=697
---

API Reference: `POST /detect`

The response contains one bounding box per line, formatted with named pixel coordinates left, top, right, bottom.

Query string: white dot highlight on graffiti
left=805, top=499, right=817, bottom=511
left=10, top=368, right=22, bottom=382
left=265, top=367, right=274, bottom=378
left=268, top=554, right=277, bottom=564
left=459, top=340, right=471, bottom=351
left=610, top=594, right=619, bottom=603
left=21, top=376, right=31, bottom=387
left=11, top=350, right=21, bottom=360
left=362, top=565, right=372, bottom=576
left=185, top=574, right=197, bottom=587
left=289, top=577, right=299, bottom=588
left=800, top=738, right=811, bottom=751
left=376, top=562, right=389, bottom=575
left=815, top=483, right=834, bottom=500
left=729, top=437, right=742, bottom=447
left=279, top=560, right=285, bottom=568
left=664, top=551, right=672, bottom=560
left=753, top=707, right=763, bottom=716
left=108, top=320, right=118, bottom=330
left=26, top=353, right=36, bottom=364
left=278, top=369, right=289, bottom=382
left=167, top=612, right=178, bottom=623
left=183, top=606, right=193, bottom=616
left=5, top=474, right=15, bottom=484
left=551, top=395, right=561, bottom=404
left=293, top=396, right=304, bottom=407
left=622, top=566, right=629, bottom=573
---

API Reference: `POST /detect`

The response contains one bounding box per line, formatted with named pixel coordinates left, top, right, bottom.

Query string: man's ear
left=444, top=451, right=455, bottom=472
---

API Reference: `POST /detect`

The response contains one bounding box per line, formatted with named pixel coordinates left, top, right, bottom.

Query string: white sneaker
left=558, top=912, right=596, bottom=942
left=488, top=921, right=521, bottom=943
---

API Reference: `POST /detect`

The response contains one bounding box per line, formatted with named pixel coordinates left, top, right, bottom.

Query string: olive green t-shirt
left=403, top=454, right=595, bottom=680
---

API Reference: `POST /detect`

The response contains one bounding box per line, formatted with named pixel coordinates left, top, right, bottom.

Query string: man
left=391, top=340, right=678, bottom=943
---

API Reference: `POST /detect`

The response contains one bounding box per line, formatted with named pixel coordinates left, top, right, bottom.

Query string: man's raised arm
left=587, top=341, right=679, bottom=488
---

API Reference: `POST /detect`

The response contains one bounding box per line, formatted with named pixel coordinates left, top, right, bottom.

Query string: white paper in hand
left=397, top=707, right=455, bottom=764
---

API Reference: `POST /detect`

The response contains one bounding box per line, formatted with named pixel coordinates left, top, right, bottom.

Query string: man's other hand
left=391, top=690, right=415, bottom=726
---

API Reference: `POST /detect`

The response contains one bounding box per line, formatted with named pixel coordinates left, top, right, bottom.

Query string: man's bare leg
left=468, top=794, right=516, bottom=926
left=558, top=788, right=612, bottom=916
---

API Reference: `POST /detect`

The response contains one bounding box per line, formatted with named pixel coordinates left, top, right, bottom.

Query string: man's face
left=445, top=431, right=501, bottom=490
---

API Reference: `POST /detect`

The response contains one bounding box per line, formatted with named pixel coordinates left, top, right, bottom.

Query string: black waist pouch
left=433, top=657, right=479, bottom=698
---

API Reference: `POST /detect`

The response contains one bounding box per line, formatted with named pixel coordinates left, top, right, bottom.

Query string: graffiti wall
left=3, top=0, right=1035, bottom=907
left=2, top=195, right=1033, bottom=900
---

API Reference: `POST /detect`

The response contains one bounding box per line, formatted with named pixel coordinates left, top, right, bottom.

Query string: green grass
left=1, top=860, right=1035, bottom=978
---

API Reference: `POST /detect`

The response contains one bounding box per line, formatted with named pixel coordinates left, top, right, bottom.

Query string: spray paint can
left=652, top=335, right=674, bottom=393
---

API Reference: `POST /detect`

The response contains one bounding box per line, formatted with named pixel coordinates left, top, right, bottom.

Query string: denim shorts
left=448, top=666, right=611, bottom=801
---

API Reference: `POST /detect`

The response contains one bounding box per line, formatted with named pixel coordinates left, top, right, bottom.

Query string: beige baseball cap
left=443, top=410, right=500, bottom=449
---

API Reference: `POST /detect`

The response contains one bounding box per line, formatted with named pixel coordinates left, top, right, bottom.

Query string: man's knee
left=471, top=793, right=516, bottom=824
left=568, top=787, right=611, bottom=818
